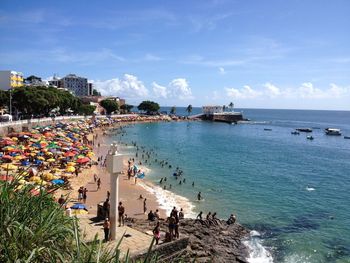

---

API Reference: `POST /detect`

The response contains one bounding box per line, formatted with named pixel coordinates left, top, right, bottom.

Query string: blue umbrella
left=21, top=160, right=30, bottom=166
left=51, top=179, right=64, bottom=185
left=71, top=203, right=87, bottom=210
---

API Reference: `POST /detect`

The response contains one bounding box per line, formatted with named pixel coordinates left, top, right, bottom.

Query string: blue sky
left=1, top=0, right=349, bottom=109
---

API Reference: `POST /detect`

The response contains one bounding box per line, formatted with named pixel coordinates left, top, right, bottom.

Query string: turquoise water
left=113, top=109, right=350, bottom=263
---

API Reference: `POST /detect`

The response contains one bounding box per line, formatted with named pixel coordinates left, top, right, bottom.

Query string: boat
left=264, top=128, right=272, bottom=131
left=307, top=135, right=314, bottom=140
left=296, top=128, right=313, bottom=133
left=325, top=128, right=341, bottom=136
left=344, top=136, right=350, bottom=139
left=291, top=131, right=300, bottom=135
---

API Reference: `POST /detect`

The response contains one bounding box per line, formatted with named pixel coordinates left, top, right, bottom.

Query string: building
left=80, top=96, right=125, bottom=115
left=202, top=105, right=224, bottom=115
left=48, top=74, right=92, bottom=97
left=24, top=75, right=48, bottom=86
left=0, top=70, right=24, bottom=90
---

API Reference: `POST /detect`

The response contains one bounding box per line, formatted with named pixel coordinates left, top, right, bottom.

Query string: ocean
left=110, top=108, right=350, bottom=263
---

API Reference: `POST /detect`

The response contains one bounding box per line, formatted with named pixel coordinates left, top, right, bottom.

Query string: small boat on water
left=264, top=128, right=272, bottom=131
left=344, top=136, right=350, bottom=139
left=325, top=128, right=342, bottom=136
left=296, top=128, right=313, bottom=133
left=291, top=131, right=300, bottom=135
left=307, top=135, right=314, bottom=140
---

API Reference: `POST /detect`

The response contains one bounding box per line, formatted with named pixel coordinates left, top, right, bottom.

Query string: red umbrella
left=0, top=175, right=14, bottom=181
left=64, top=151, right=76, bottom=157
left=76, top=157, right=90, bottom=164
left=2, top=155, right=13, bottom=160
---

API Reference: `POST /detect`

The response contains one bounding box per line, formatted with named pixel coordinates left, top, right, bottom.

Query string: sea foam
left=138, top=180, right=196, bottom=218
left=243, top=230, right=274, bottom=263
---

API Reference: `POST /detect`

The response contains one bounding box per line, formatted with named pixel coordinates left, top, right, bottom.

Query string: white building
left=0, top=70, right=24, bottom=90
left=202, top=106, right=224, bottom=115
left=48, top=74, right=92, bottom=96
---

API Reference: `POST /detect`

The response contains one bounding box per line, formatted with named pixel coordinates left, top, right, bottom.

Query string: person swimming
left=197, top=191, right=202, bottom=201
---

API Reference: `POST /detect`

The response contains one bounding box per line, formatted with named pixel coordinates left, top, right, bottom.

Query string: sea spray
left=138, top=180, right=196, bottom=218
left=243, top=230, right=274, bottom=263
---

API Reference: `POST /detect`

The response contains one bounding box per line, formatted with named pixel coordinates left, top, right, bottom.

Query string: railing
left=0, top=114, right=135, bottom=128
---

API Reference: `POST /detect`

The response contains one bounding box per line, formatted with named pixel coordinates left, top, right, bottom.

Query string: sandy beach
left=59, top=122, right=169, bottom=220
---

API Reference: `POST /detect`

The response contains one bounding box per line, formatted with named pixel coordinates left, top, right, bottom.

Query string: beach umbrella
left=1, top=164, right=17, bottom=170
left=51, top=179, right=64, bottom=185
left=66, top=166, right=75, bottom=173
left=21, top=160, right=30, bottom=166
left=47, top=158, right=55, bottom=163
left=42, top=173, right=54, bottom=181
left=67, top=162, right=76, bottom=166
left=64, top=151, right=76, bottom=157
left=72, top=209, right=88, bottom=215
left=2, top=155, right=13, bottom=160
left=71, top=203, right=87, bottom=210
left=76, top=157, right=90, bottom=164
left=37, top=156, right=45, bottom=161
left=0, top=175, right=14, bottom=181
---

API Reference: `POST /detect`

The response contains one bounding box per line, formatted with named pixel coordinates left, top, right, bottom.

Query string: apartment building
left=0, top=70, right=24, bottom=90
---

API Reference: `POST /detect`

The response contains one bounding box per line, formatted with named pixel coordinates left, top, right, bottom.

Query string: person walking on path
left=143, top=198, right=147, bottom=214
left=94, top=173, right=97, bottom=183
left=97, top=178, right=101, bottom=190
left=118, top=202, right=125, bottom=227
left=103, top=218, right=110, bottom=242
left=153, top=221, right=161, bottom=245
left=83, top=188, right=88, bottom=204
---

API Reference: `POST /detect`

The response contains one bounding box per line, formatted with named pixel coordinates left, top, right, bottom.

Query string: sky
left=0, top=0, right=350, bottom=110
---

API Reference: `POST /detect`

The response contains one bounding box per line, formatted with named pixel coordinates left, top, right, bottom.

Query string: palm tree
left=170, top=106, right=176, bottom=115
left=223, top=105, right=226, bottom=112
left=186, top=104, right=192, bottom=116
left=229, top=102, right=234, bottom=112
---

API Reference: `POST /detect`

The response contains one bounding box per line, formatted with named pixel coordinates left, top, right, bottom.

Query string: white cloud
left=94, top=74, right=149, bottom=99
left=264, top=82, right=281, bottom=98
left=152, top=78, right=193, bottom=100
left=152, top=82, right=168, bottom=98
left=219, top=67, right=226, bottom=75
left=225, top=82, right=350, bottom=100
left=144, top=53, right=162, bottom=61
left=225, top=85, right=261, bottom=99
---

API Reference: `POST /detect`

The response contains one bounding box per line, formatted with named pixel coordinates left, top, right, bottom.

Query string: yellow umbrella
left=14, top=155, right=26, bottom=160
left=86, top=152, right=94, bottom=157
left=47, top=158, right=55, bottom=163
left=29, top=176, right=41, bottom=183
left=66, top=166, right=75, bottom=173
left=37, top=156, right=45, bottom=161
left=1, top=164, right=17, bottom=170
left=67, top=162, right=76, bottom=166
left=42, top=173, right=54, bottom=181
left=72, top=209, right=88, bottom=215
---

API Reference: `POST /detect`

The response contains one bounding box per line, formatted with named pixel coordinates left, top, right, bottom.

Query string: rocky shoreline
left=129, top=218, right=250, bottom=262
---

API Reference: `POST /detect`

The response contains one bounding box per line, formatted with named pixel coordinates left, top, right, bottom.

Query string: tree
left=186, top=104, right=193, bottom=116
left=223, top=105, right=226, bottom=112
left=120, top=104, right=133, bottom=113
left=76, top=104, right=96, bottom=115
left=100, top=99, right=119, bottom=114
left=0, top=90, right=9, bottom=108
left=137, top=100, right=160, bottom=114
left=92, top=89, right=101, bottom=96
left=170, top=106, right=176, bottom=115
left=229, top=102, right=234, bottom=111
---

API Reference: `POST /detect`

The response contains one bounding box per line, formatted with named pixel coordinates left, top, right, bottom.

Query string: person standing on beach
left=118, top=202, right=125, bottom=227
left=94, top=174, right=97, bottom=183
left=97, top=178, right=101, bottom=190
left=143, top=198, right=147, bottom=214
left=103, top=218, right=110, bottom=242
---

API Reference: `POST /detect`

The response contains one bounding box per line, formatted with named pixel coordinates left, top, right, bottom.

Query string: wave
left=243, top=230, right=274, bottom=263
left=138, top=180, right=196, bottom=218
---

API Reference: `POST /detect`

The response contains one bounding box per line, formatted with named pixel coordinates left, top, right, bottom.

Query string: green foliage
left=170, top=106, right=176, bottom=115
left=77, top=104, right=96, bottom=115
left=0, top=90, right=9, bottom=108
left=9, top=86, right=80, bottom=117
left=0, top=177, right=160, bottom=263
left=92, top=89, right=101, bottom=96
left=100, top=99, right=119, bottom=114
left=229, top=102, right=234, bottom=111
left=137, top=101, right=160, bottom=114
left=120, top=104, right=133, bottom=113
left=186, top=104, right=192, bottom=115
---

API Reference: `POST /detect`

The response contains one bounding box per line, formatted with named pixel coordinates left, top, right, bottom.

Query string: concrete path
left=79, top=215, right=153, bottom=257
